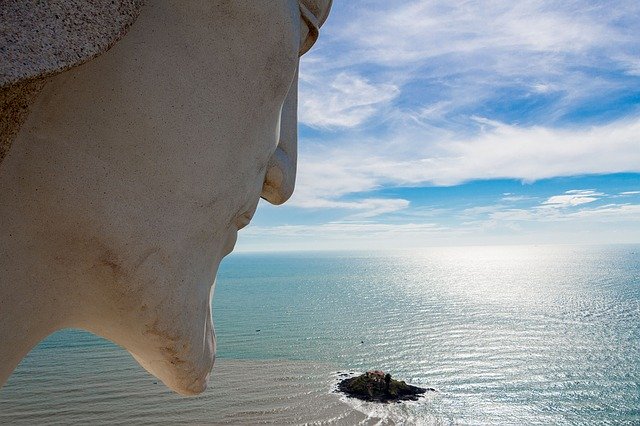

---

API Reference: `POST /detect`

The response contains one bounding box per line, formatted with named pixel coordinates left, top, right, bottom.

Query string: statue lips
left=235, top=211, right=254, bottom=230
left=235, top=201, right=259, bottom=231
left=221, top=201, right=258, bottom=258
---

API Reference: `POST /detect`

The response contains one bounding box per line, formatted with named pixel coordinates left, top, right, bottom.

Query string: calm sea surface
left=1, top=245, right=639, bottom=424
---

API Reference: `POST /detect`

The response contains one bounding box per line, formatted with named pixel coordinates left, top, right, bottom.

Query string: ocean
left=1, top=245, right=638, bottom=424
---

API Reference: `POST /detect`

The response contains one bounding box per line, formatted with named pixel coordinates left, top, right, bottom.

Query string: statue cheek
left=257, top=1, right=302, bottom=106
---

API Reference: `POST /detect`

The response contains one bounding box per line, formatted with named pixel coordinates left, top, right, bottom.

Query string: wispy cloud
left=290, top=197, right=409, bottom=219
left=306, top=0, right=640, bottom=126
left=293, top=117, right=640, bottom=212
left=491, top=203, right=640, bottom=223
left=299, top=72, right=399, bottom=128
left=243, top=221, right=447, bottom=238
left=340, top=1, right=624, bottom=65
left=241, top=198, right=640, bottom=250
left=501, top=194, right=535, bottom=203
left=293, top=0, right=640, bottom=220
left=246, top=1, right=640, bottom=248
left=541, top=190, right=604, bottom=208
left=485, top=188, right=640, bottom=223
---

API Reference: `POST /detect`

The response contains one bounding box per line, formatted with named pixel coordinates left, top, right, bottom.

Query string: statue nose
left=261, top=67, right=299, bottom=205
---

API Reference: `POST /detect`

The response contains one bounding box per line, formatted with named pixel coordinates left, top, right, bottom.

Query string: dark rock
left=337, top=370, right=431, bottom=403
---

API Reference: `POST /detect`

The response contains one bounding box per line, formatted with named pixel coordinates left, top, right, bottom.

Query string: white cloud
left=490, top=203, right=640, bottom=222
left=614, top=54, right=640, bottom=77
left=290, top=197, right=409, bottom=219
left=486, top=189, right=639, bottom=222
left=501, top=195, right=534, bottom=203
left=542, top=190, right=604, bottom=208
left=299, top=72, right=399, bottom=128
left=238, top=221, right=460, bottom=250
left=531, top=83, right=558, bottom=94
left=417, top=117, right=640, bottom=185
left=243, top=221, right=446, bottom=238
left=448, top=190, right=639, bottom=225
left=461, top=204, right=508, bottom=217
left=238, top=200, right=640, bottom=250
left=308, top=0, right=640, bottom=123
left=340, top=1, right=621, bottom=66
left=294, top=116, right=640, bottom=205
left=283, top=1, right=640, bottom=232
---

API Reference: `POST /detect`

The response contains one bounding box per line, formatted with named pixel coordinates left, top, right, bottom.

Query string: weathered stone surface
left=0, top=79, right=45, bottom=164
left=0, top=1, right=332, bottom=396
left=0, top=0, right=143, bottom=166
left=0, top=0, right=144, bottom=88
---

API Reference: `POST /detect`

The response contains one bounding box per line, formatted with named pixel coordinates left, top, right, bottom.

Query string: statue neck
left=0, top=157, right=77, bottom=387
left=0, top=230, right=64, bottom=386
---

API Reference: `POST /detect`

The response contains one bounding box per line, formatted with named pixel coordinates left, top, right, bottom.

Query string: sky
left=238, top=0, right=640, bottom=251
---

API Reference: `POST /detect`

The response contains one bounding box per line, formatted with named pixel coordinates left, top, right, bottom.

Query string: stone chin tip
left=168, top=370, right=211, bottom=396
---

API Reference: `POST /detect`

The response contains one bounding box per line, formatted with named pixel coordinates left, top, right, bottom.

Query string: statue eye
left=298, top=2, right=319, bottom=56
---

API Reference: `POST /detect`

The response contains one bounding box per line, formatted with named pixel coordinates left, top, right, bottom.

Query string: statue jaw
left=76, top=245, right=222, bottom=396
left=91, top=204, right=250, bottom=396
left=130, top=296, right=216, bottom=396
left=0, top=207, right=223, bottom=396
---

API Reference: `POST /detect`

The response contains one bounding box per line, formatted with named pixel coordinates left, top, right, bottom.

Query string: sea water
left=1, top=245, right=638, bottom=424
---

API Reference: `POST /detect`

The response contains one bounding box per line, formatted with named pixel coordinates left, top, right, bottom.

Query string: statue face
left=0, top=1, right=330, bottom=395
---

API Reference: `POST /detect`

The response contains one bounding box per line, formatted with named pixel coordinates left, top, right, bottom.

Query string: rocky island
left=337, top=371, right=433, bottom=403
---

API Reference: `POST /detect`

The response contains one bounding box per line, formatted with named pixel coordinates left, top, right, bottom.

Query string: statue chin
left=0, top=0, right=332, bottom=395
left=131, top=295, right=216, bottom=396
left=90, top=256, right=220, bottom=396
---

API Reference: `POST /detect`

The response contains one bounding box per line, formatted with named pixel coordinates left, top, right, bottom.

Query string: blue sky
left=239, top=0, right=640, bottom=251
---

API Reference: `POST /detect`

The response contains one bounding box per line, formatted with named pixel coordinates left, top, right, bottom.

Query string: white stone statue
left=0, top=0, right=331, bottom=395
